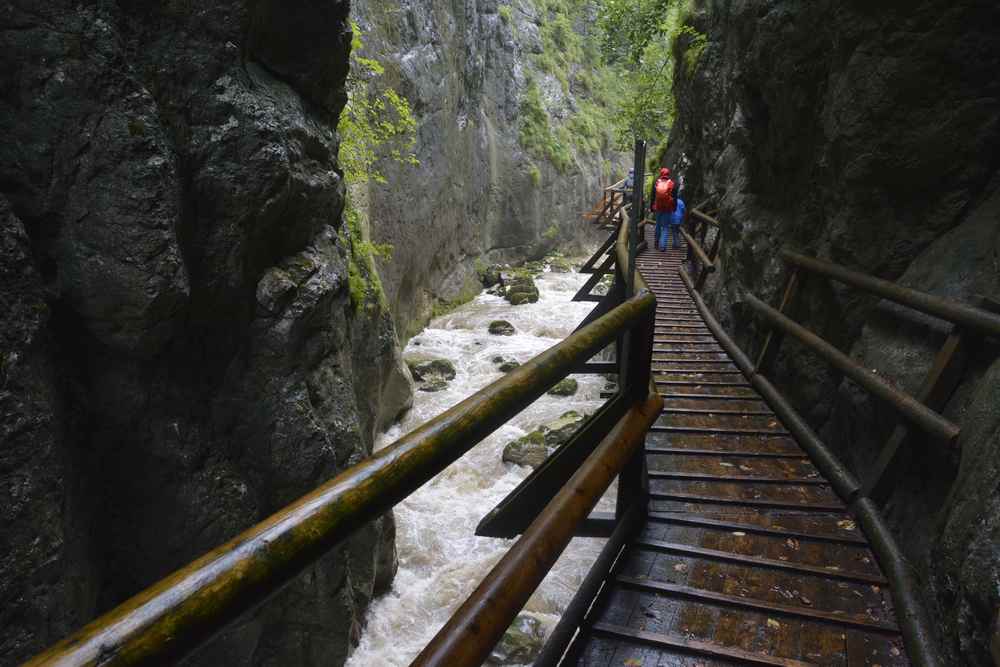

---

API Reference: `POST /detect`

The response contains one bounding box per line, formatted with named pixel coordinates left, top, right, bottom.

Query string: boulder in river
left=488, top=320, right=516, bottom=336
left=488, top=614, right=546, bottom=665
left=502, top=411, right=588, bottom=469
left=478, top=263, right=504, bottom=288
left=547, top=378, right=579, bottom=396
left=501, top=271, right=539, bottom=305
left=492, top=355, right=521, bottom=373
left=545, top=253, right=574, bottom=273
left=406, top=355, right=457, bottom=392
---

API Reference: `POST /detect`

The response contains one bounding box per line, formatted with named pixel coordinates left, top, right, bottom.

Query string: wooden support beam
left=755, top=269, right=801, bottom=375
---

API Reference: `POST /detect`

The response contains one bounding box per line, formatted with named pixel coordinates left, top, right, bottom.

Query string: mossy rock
left=406, top=355, right=456, bottom=392
left=547, top=256, right=574, bottom=273
left=488, top=320, right=516, bottom=336
left=406, top=356, right=457, bottom=381
left=479, top=263, right=503, bottom=288
left=492, top=355, right=521, bottom=373
left=501, top=272, right=539, bottom=305
left=487, top=614, right=546, bottom=665
left=502, top=411, right=587, bottom=469
left=547, top=378, right=578, bottom=396
left=418, top=378, right=450, bottom=393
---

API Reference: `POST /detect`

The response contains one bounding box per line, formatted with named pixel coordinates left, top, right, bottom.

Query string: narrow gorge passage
left=349, top=263, right=614, bottom=666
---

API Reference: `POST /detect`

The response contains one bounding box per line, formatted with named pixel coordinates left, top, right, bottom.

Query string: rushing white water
left=347, top=265, right=612, bottom=666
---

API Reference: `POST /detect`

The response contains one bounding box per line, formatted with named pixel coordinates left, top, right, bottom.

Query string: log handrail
left=744, top=293, right=960, bottom=445
left=413, top=392, right=662, bottom=667
left=680, top=267, right=943, bottom=667
left=25, top=254, right=658, bottom=666
left=781, top=249, right=1000, bottom=338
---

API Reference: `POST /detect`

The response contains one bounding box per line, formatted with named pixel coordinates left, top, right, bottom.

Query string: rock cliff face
left=663, top=2, right=1000, bottom=663
left=0, top=2, right=408, bottom=664
left=351, top=0, right=622, bottom=338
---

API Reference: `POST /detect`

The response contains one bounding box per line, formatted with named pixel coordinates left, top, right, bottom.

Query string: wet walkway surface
left=566, top=228, right=909, bottom=666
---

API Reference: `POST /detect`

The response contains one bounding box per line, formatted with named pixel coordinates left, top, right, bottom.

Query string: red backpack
left=654, top=178, right=676, bottom=212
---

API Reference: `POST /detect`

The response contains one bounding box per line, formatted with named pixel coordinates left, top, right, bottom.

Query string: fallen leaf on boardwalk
left=785, top=538, right=800, bottom=550
left=766, top=619, right=781, bottom=629
left=871, top=585, right=881, bottom=593
left=731, top=531, right=746, bottom=536
left=890, top=647, right=901, bottom=656
left=739, top=464, right=753, bottom=472
left=674, top=563, right=688, bottom=572
left=837, top=519, right=857, bottom=531
left=768, top=420, right=778, bottom=427
left=719, top=462, right=735, bottom=468
left=624, top=659, right=642, bottom=666
left=800, top=595, right=812, bottom=606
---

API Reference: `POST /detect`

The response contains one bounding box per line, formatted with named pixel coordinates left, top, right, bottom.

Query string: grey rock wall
left=662, top=1, right=1000, bottom=663
left=0, top=2, right=408, bottom=665
left=352, top=0, right=620, bottom=339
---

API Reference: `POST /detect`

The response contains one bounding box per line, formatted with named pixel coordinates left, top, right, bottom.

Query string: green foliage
left=527, top=163, right=542, bottom=186
left=338, top=21, right=418, bottom=313
left=498, top=4, right=513, bottom=23
left=339, top=25, right=418, bottom=184
left=597, top=0, right=706, bottom=145
left=543, top=224, right=559, bottom=241
left=519, top=77, right=574, bottom=173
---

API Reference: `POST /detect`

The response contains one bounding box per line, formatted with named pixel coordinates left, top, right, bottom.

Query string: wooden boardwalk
left=565, top=228, right=909, bottom=666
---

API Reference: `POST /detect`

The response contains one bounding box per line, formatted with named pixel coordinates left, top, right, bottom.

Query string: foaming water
left=347, top=267, right=611, bottom=666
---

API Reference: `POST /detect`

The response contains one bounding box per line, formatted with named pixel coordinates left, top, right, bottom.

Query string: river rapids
left=347, top=264, right=612, bottom=666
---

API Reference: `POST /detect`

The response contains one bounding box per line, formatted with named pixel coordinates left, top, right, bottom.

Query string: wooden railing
left=683, top=203, right=721, bottom=291
left=678, top=250, right=1000, bottom=667
left=25, top=187, right=660, bottom=667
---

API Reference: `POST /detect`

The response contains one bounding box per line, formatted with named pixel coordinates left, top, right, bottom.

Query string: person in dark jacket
left=650, top=167, right=676, bottom=251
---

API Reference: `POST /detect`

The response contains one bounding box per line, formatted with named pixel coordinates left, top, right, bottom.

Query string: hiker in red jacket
left=650, top=168, right=676, bottom=252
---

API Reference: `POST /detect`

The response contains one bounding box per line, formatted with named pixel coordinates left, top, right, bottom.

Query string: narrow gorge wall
left=351, top=0, right=624, bottom=338
left=0, top=2, right=408, bottom=664
left=662, top=2, right=1000, bottom=663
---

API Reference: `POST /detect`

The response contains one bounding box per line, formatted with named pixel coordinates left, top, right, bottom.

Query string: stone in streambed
left=501, top=271, right=539, bottom=305
left=406, top=355, right=456, bottom=392
left=547, top=378, right=579, bottom=396
left=488, top=320, right=516, bottom=335
left=492, top=355, right=521, bottom=373
left=502, top=411, right=588, bottom=469
left=488, top=614, right=546, bottom=665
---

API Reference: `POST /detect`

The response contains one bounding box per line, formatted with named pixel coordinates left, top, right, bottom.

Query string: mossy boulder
left=488, top=320, right=516, bottom=336
left=488, top=614, right=546, bottom=665
left=478, top=263, right=504, bottom=288
left=492, top=355, right=521, bottom=373
left=406, top=355, right=456, bottom=392
left=501, top=271, right=539, bottom=306
left=502, top=411, right=587, bottom=469
left=546, top=254, right=574, bottom=273
left=547, top=377, right=579, bottom=396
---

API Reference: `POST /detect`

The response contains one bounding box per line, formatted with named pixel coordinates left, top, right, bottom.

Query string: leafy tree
left=597, top=0, right=706, bottom=145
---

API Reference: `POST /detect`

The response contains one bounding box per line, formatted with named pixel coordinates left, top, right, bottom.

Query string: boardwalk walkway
left=566, top=227, right=909, bottom=666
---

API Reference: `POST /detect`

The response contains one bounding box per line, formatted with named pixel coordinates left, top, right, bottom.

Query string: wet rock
left=479, top=263, right=504, bottom=288
left=546, top=254, right=574, bottom=273
left=488, top=320, right=516, bottom=336
left=488, top=614, right=546, bottom=665
left=502, top=411, right=588, bottom=469
left=406, top=355, right=456, bottom=392
left=492, top=356, right=521, bottom=373
left=547, top=378, right=579, bottom=397
left=502, top=431, right=548, bottom=469
left=502, top=272, right=540, bottom=306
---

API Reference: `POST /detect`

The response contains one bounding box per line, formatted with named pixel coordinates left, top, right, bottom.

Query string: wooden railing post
left=755, top=268, right=801, bottom=375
